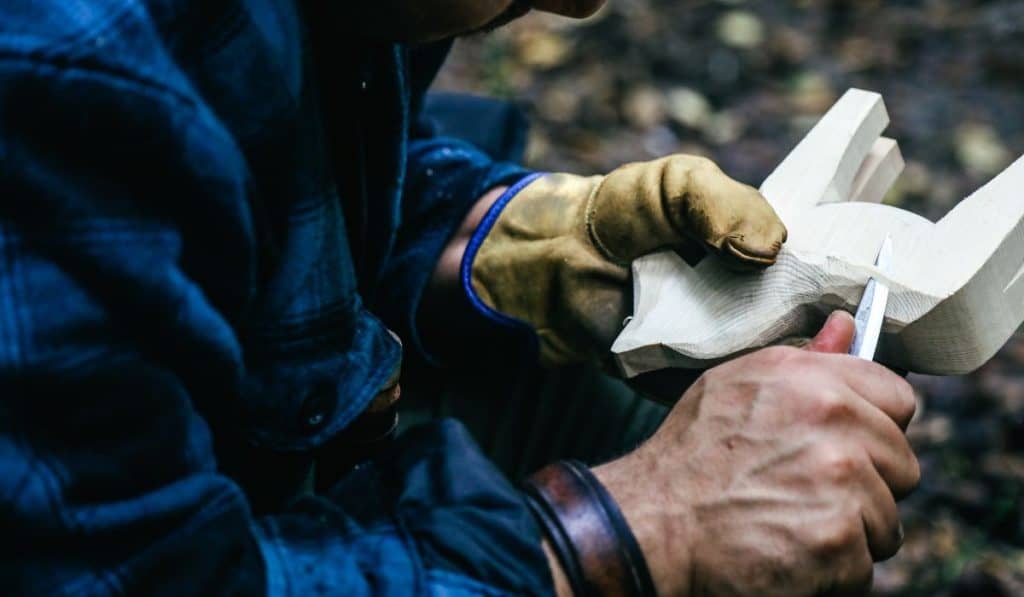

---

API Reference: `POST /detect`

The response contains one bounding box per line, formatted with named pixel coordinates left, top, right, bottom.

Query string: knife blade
left=849, top=235, right=893, bottom=360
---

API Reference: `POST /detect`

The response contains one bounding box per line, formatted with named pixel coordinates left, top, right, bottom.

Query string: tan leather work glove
left=466, top=155, right=787, bottom=367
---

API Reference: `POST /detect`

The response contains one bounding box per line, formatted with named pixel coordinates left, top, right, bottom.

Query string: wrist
left=523, top=460, right=657, bottom=597
left=428, top=185, right=507, bottom=299
left=592, top=453, right=694, bottom=597
left=418, top=185, right=508, bottom=357
left=543, top=538, right=574, bottom=597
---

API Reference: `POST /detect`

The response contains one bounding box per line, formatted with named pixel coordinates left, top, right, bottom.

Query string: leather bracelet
left=523, top=460, right=656, bottom=597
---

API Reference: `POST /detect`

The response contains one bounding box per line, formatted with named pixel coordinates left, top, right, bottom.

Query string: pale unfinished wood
left=613, top=88, right=1024, bottom=377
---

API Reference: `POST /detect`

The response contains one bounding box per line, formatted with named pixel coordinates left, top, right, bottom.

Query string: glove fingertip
left=722, top=237, right=780, bottom=267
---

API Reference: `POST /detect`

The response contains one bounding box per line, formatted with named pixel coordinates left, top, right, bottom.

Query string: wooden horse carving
left=613, top=89, right=1024, bottom=377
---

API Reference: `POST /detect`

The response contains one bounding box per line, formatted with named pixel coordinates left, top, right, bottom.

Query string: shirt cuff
left=374, top=137, right=533, bottom=367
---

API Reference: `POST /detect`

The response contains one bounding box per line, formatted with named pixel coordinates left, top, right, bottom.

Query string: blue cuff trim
left=460, top=172, right=546, bottom=331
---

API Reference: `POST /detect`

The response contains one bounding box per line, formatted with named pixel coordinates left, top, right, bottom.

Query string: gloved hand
left=466, top=155, right=787, bottom=367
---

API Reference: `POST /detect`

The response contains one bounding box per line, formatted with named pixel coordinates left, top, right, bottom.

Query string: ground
left=433, top=1, right=1024, bottom=594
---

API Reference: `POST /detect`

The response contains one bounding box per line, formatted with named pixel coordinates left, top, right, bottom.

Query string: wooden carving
left=612, top=89, right=1024, bottom=377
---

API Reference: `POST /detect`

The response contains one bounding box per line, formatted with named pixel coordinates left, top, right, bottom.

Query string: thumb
left=805, top=311, right=856, bottom=354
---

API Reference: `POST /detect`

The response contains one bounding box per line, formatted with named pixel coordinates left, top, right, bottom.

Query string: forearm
left=376, top=128, right=535, bottom=363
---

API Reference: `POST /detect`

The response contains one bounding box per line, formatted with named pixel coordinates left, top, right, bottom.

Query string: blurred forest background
left=434, top=1, right=1024, bottom=595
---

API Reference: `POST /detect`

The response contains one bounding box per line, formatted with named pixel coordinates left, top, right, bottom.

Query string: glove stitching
left=583, top=176, right=630, bottom=267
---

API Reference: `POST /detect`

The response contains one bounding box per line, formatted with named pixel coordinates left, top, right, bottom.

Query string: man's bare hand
left=592, top=311, right=919, bottom=596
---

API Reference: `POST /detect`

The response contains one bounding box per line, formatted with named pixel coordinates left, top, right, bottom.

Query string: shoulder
left=0, top=0, right=216, bottom=106
left=0, top=0, right=162, bottom=54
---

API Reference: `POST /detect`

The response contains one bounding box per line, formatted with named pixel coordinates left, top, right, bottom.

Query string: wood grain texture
left=613, top=89, right=1024, bottom=377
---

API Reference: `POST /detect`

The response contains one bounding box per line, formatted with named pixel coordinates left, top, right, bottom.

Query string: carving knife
left=849, top=235, right=893, bottom=360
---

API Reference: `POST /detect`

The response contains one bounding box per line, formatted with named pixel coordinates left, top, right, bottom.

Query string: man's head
left=351, top=0, right=607, bottom=43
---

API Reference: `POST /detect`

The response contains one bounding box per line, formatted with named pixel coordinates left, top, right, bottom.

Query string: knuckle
left=895, top=379, right=918, bottom=423
left=681, top=154, right=716, bottom=171
left=904, top=452, right=922, bottom=494
left=737, top=184, right=768, bottom=205
left=662, top=155, right=711, bottom=190
left=811, top=390, right=855, bottom=424
left=863, top=364, right=916, bottom=422
left=688, top=372, right=710, bottom=395
left=696, top=365, right=723, bottom=388
left=816, top=446, right=865, bottom=485
left=752, top=345, right=801, bottom=367
left=815, top=514, right=863, bottom=556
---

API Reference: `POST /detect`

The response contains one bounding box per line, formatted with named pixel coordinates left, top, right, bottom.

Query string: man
left=0, top=0, right=918, bottom=595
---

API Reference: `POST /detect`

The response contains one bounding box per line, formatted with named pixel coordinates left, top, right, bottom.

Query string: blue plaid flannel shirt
left=0, top=0, right=551, bottom=594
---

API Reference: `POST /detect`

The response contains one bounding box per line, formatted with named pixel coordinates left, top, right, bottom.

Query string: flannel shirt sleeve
left=373, top=132, right=532, bottom=363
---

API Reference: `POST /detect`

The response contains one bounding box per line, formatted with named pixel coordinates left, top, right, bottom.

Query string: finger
left=722, top=235, right=783, bottom=266
left=804, top=311, right=916, bottom=428
left=852, top=403, right=920, bottom=499
left=854, top=453, right=905, bottom=561
left=835, top=358, right=917, bottom=430
left=805, top=311, right=857, bottom=354
left=721, top=212, right=788, bottom=267
left=685, top=167, right=786, bottom=268
left=810, top=381, right=920, bottom=499
left=803, top=350, right=916, bottom=430
left=822, top=541, right=874, bottom=597
left=662, top=155, right=785, bottom=267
